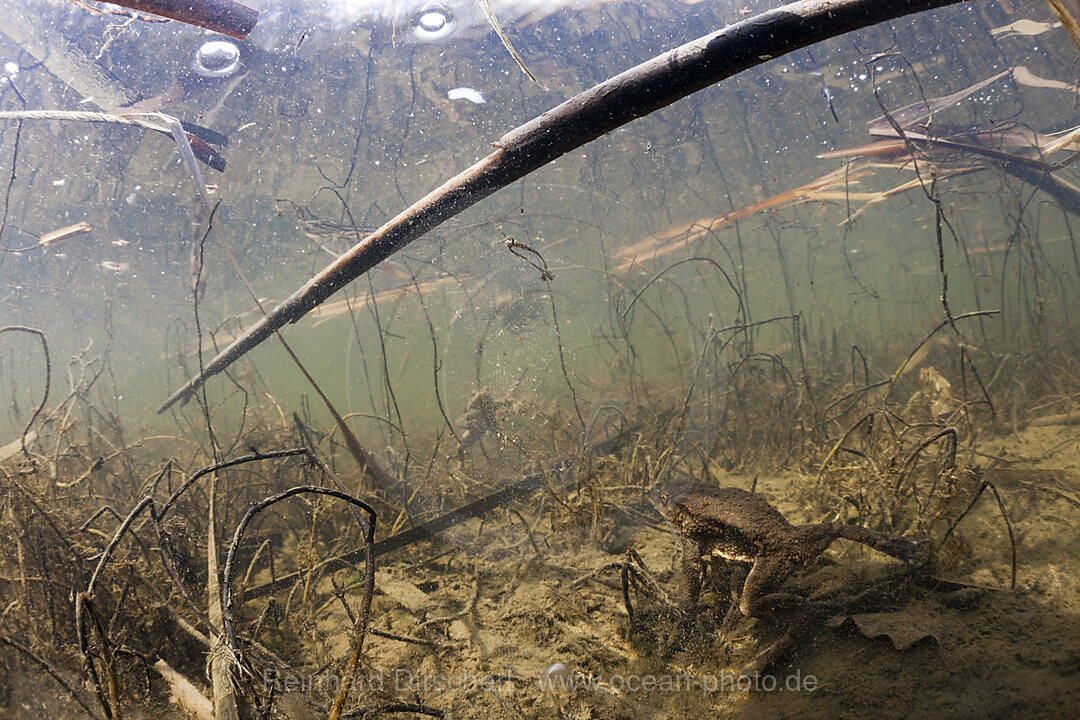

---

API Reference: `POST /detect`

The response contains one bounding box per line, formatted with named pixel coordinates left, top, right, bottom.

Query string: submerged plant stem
left=0, top=326, right=49, bottom=458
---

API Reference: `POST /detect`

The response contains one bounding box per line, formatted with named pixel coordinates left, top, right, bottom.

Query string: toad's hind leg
left=738, top=556, right=811, bottom=677
left=671, top=536, right=705, bottom=648
left=794, top=522, right=926, bottom=564
left=826, top=523, right=927, bottom=563
left=738, top=555, right=808, bottom=619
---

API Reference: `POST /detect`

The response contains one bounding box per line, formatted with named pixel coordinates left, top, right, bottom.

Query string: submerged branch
left=94, top=0, right=258, bottom=39
left=157, top=0, right=966, bottom=413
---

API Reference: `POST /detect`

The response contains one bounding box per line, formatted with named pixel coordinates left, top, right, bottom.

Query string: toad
left=653, top=479, right=927, bottom=675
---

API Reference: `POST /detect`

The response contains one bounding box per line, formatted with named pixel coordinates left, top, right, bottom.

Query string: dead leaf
left=829, top=609, right=942, bottom=650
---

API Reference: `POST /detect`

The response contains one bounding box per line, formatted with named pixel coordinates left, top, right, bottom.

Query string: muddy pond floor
left=1, top=373, right=1079, bottom=720
left=340, top=423, right=1079, bottom=719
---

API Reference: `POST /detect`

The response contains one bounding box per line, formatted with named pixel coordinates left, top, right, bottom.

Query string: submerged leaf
left=829, top=609, right=943, bottom=651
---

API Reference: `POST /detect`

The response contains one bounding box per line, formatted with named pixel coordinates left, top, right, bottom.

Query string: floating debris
left=309, top=275, right=461, bottom=327
left=448, top=86, right=486, bottom=104
left=616, top=64, right=1080, bottom=274
left=37, top=221, right=91, bottom=248
left=991, top=18, right=1061, bottom=37
left=0, top=430, right=36, bottom=463
left=477, top=0, right=543, bottom=86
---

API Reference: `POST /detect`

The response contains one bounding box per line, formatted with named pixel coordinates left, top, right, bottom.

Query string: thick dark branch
left=158, top=0, right=966, bottom=413
left=96, top=0, right=258, bottom=39
left=239, top=463, right=561, bottom=600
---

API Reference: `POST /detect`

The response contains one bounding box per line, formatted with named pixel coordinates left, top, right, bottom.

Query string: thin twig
left=219, top=485, right=376, bottom=720
left=0, top=326, right=50, bottom=458
left=0, top=632, right=97, bottom=717
left=941, top=478, right=1017, bottom=589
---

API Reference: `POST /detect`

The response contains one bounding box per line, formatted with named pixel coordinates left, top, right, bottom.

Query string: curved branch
left=0, top=325, right=50, bottom=458
left=220, top=486, right=376, bottom=670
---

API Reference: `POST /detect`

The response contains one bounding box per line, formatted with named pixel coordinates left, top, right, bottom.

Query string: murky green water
left=0, top=0, right=1072, bottom=434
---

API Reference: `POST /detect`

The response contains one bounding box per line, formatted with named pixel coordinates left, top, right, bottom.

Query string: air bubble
left=193, top=40, right=241, bottom=78
left=409, top=4, right=456, bottom=42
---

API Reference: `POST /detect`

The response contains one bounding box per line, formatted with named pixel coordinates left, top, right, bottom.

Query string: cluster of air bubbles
left=409, top=4, right=457, bottom=42
left=193, top=40, right=241, bottom=78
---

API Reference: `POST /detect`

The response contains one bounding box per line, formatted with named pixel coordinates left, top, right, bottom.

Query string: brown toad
left=653, top=479, right=927, bottom=675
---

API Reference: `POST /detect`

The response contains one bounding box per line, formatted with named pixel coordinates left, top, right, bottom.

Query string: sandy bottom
left=2, top=424, right=1077, bottom=719
left=344, top=423, right=1080, bottom=719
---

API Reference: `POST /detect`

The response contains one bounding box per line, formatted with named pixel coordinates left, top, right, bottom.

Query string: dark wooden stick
left=240, top=461, right=570, bottom=600
left=99, top=0, right=258, bottom=39
left=158, top=0, right=966, bottom=413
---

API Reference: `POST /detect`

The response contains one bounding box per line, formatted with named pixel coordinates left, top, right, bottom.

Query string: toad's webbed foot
left=889, top=536, right=931, bottom=565
left=736, top=605, right=825, bottom=679
left=738, top=629, right=797, bottom=679
left=855, top=531, right=929, bottom=565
